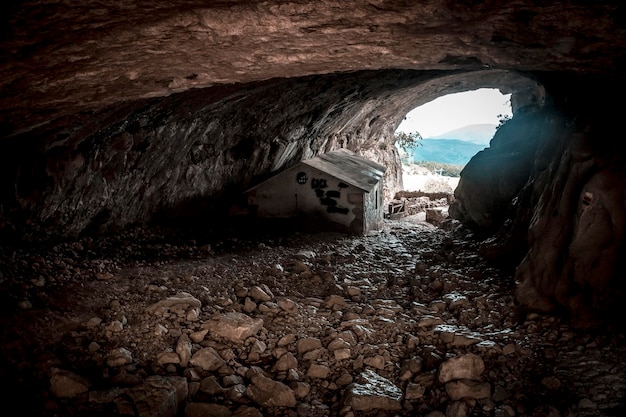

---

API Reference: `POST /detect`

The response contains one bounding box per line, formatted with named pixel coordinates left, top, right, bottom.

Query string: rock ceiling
left=2, top=0, right=626, bottom=137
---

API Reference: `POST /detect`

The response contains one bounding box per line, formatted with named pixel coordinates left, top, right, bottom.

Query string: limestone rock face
left=512, top=101, right=626, bottom=326
left=2, top=1, right=623, bottom=135
left=452, top=81, right=626, bottom=326
left=449, top=107, right=551, bottom=233
left=1, top=1, right=626, bottom=325
left=344, top=369, right=403, bottom=411
left=0, top=69, right=534, bottom=238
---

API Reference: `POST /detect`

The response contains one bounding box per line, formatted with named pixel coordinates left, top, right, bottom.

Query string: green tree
left=495, top=114, right=511, bottom=131
left=394, top=131, right=422, bottom=153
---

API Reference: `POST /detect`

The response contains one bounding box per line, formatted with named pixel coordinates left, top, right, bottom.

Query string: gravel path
left=0, top=217, right=624, bottom=417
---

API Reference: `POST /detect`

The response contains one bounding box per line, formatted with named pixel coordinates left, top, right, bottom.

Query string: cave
left=1, top=1, right=625, bottom=416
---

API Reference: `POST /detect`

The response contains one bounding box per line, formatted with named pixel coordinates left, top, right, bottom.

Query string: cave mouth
left=387, top=86, right=518, bottom=225
left=0, top=68, right=544, bottom=242
left=395, top=87, right=512, bottom=194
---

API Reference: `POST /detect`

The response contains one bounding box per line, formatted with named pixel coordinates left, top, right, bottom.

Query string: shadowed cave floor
left=0, top=216, right=624, bottom=417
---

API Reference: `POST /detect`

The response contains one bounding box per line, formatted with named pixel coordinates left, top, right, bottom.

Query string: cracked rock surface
left=0, top=218, right=624, bottom=416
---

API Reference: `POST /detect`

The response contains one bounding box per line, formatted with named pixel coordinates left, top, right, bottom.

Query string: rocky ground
left=0, top=215, right=625, bottom=417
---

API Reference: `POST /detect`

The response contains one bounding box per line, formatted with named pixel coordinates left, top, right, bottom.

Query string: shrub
left=414, top=161, right=464, bottom=177
left=394, top=131, right=422, bottom=153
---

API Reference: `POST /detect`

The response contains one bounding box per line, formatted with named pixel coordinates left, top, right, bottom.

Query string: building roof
left=301, top=149, right=386, bottom=193
left=246, top=148, right=386, bottom=193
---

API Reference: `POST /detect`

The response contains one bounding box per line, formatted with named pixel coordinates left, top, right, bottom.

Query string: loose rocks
left=0, top=219, right=624, bottom=416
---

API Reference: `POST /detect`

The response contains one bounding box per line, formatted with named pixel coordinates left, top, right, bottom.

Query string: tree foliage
left=495, top=113, right=511, bottom=131
left=394, top=131, right=422, bottom=152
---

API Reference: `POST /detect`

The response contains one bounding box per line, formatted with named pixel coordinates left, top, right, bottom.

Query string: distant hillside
left=429, top=123, right=496, bottom=145
left=405, top=139, right=487, bottom=166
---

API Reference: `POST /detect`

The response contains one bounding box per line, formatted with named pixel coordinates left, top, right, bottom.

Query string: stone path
left=0, top=217, right=624, bottom=417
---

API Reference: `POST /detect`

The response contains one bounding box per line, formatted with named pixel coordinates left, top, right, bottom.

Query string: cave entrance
left=388, top=88, right=512, bottom=222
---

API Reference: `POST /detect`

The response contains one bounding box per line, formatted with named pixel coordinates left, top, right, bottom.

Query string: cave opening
left=395, top=88, right=512, bottom=193
left=387, top=87, right=514, bottom=225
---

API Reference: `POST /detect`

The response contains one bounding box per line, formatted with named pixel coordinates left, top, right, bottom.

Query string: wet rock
left=343, top=369, right=402, bottom=412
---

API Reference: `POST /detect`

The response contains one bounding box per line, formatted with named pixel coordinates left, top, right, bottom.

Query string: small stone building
left=246, top=149, right=386, bottom=235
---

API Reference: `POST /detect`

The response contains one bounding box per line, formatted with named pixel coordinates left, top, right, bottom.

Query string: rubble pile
left=387, top=191, right=454, bottom=226
left=0, top=218, right=624, bottom=417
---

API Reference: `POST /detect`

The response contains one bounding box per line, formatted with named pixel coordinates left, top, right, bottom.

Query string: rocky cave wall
left=3, top=71, right=411, bottom=238
left=0, top=68, right=537, bottom=239
left=452, top=76, right=626, bottom=326
left=2, top=0, right=626, bottom=326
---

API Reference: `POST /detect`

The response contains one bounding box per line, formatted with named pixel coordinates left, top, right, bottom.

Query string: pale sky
left=396, top=88, right=512, bottom=138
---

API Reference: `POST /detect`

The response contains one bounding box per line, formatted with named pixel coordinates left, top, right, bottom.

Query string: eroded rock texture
left=453, top=79, right=626, bottom=325
left=1, top=1, right=626, bottom=325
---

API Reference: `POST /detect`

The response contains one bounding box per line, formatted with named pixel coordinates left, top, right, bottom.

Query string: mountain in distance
left=403, top=124, right=497, bottom=166
left=406, top=139, right=486, bottom=166
left=428, top=123, right=497, bottom=145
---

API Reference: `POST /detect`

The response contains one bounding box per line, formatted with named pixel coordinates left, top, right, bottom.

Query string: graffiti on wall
left=311, top=177, right=349, bottom=215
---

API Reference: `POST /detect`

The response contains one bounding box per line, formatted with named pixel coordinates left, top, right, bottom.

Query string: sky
left=396, top=88, right=512, bottom=138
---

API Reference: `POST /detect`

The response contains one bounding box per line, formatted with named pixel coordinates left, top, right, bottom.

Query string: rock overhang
left=1, top=0, right=625, bottom=244
left=2, top=0, right=626, bottom=139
